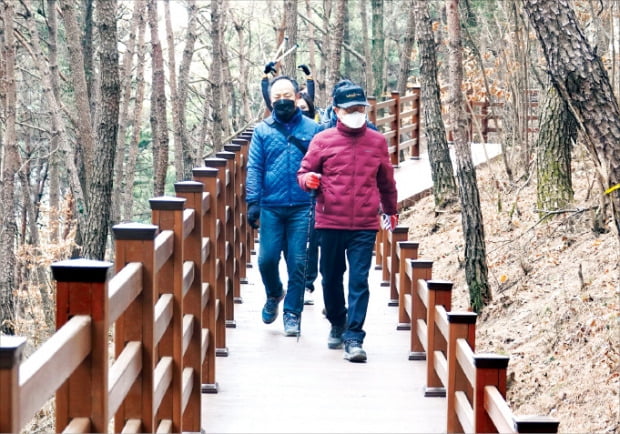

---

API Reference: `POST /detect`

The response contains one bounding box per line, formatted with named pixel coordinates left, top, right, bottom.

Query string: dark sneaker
left=262, top=293, right=284, bottom=324
left=283, top=312, right=300, bottom=336
left=303, top=288, right=314, bottom=305
left=344, top=340, right=367, bottom=363
left=327, top=325, right=345, bottom=349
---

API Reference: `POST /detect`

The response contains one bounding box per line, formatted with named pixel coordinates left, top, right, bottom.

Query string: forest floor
left=399, top=145, right=619, bottom=433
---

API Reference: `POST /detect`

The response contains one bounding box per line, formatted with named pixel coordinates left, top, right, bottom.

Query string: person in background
left=246, top=76, right=322, bottom=336
left=319, top=79, right=377, bottom=131
left=262, top=62, right=315, bottom=119
left=297, top=82, right=398, bottom=362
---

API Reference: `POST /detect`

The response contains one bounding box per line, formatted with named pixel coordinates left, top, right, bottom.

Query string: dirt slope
left=399, top=149, right=619, bottom=433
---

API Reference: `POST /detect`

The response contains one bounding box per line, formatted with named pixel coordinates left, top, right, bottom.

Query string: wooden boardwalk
left=201, top=143, right=502, bottom=433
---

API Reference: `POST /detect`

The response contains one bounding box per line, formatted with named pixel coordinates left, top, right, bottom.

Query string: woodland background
left=0, top=0, right=618, bottom=432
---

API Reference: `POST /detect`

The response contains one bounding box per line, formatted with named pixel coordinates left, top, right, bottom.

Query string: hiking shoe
left=262, top=293, right=284, bottom=324
left=304, top=288, right=314, bottom=305
left=327, top=325, right=345, bottom=349
left=344, top=340, right=367, bottom=363
left=283, top=312, right=300, bottom=336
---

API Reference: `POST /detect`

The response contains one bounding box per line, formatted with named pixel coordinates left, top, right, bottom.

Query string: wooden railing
left=368, top=87, right=421, bottom=166
left=376, top=224, right=560, bottom=433
left=0, top=130, right=254, bottom=433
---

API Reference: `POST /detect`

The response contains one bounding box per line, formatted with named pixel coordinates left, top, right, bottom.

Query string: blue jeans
left=258, top=205, right=313, bottom=315
left=283, top=227, right=319, bottom=291
left=317, top=229, right=377, bottom=343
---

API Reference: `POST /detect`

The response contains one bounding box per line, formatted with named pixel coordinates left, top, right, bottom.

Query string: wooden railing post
left=396, top=241, right=418, bottom=330
left=390, top=91, right=400, bottom=167
left=207, top=155, right=236, bottom=329
left=174, top=182, right=205, bottom=431
left=52, top=259, right=112, bottom=433
left=192, top=166, right=221, bottom=390
left=112, top=223, right=159, bottom=432
left=410, top=86, right=421, bottom=159
left=149, top=196, right=186, bottom=432
left=219, top=147, right=243, bottom=305
left=473, top=354, right=509, bottom=433
left=409, top=259, right=433, bottom=360
left=387, top=226, right=409, bottom=308
left=0, top=336, right=27, bottom=433
left=237, top=132, right=256, bottom=259
left=230, top=138, right=250, bottom=284
left=446, top=312, right=477, bottom=433
left=203, top=157, right=230, bottom=356
left=368, top=96, right=377, bottom=126
left=425, top=280, right=453, bottom=397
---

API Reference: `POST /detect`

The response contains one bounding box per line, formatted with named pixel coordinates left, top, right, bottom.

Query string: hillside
left=399, top=146, right=619, bottom=433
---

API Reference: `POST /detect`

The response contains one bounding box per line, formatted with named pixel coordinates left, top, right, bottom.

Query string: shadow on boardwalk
left=201, top=143, right=501, bottom=433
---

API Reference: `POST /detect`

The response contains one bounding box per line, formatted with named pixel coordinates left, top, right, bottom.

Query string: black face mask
left=273, top=99, right=297, bottom=122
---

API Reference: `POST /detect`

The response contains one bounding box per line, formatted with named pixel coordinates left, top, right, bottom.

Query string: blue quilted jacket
left=246, top=109, right=322, bottom=207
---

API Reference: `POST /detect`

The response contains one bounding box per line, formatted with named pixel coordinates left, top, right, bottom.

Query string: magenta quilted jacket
left=297, top=121, right=398, bottom=231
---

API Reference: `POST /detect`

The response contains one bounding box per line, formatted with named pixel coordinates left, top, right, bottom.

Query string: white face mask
left=340, top=111, right=367, bottom=129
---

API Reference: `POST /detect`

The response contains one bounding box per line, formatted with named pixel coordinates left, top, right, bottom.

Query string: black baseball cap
left=333, top=84, right=369, bottom=109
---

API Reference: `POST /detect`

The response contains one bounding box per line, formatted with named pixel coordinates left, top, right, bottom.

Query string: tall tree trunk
left=112, top=0, right=144, bottom=226
left=60, top=0, right=95, bottom=197
left=282, top=0, right=298, bottom=75
left=0, top=0, right=18, bottom=334
left=360, top=0, right=373, bottom=93
left=326, top=0, right=345, bottom=93
left=209, top=0, right=224, bottom=153
left=81, top=0, right=120, bottom=260
left=342, top=3, right=351, bottom=78
left=148, top=0, right=169, bottom=196
left=164, top=0, right=183, bottom=181
left=414, top=0, right=457, bottom=209
left=371, top=0, right=384, bottom=97
left=178, top=0, right=198, bottom=179
left=522, top=0, right=620, bottom=236
left=445, top=0, right=491, bottom=312
left=122, top=6, right=148, bottom=222
left=23, top=0, right=87, bottom=237
left=536, top=85, right=577, bottom=216
left=47, top=0, right=61, bottom=242
left=397, top=0, right=416, bottom=96
left=82, top=0, right=95, bottom=113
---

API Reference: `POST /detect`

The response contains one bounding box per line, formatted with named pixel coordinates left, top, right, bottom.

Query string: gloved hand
left=297, top=64, right=311, bottom=76
left=304, top=172, right=321, bottom=190
left=247, top=203, right=260, bottom=229
left=264, top=61, right=277, bottom=75
left=381, top=213, right=399, bottom=232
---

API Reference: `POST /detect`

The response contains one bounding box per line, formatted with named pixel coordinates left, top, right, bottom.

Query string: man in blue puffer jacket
left=246, top=76, right=322, bottom=336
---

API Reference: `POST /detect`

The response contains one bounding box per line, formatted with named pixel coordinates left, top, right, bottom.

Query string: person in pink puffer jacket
left=297, top=82, right=398, bottom=363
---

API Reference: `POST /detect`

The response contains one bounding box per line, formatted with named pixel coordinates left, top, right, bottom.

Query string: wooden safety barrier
left=368, top=87, right=421, bottom=166
left=375, top=218, right=560, bottom=433
left=0, top=128, right=253, bottom=433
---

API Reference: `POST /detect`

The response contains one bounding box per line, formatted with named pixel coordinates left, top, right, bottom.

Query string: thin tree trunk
left=82, top=0, right=95, bottom=112
left=414, top=0, right=458, bottom=209
left=360, top=0, right=373, bottom=92
left=47, top=0, right=61, bottom=242
left=112, top=0, right=144, bottom=226
left=283, top=0, right=298, bottom=75
left=371, top=0, right=385, bottom=97
left=326, top=0, right=345, bottom=93
left=522, top=0, right=620, bottom=236
left=81, top=0, right=120, bottom=260
left=209, top=0, right=224, bottom=152
left=60, top=0, right=95, bottom=196
left=536, top=85, right=577, bottom=216
left=178, top=0, right=198, bottom=179
left=397, top=0, right=416, bottom=96
left=445, top=0, right=491, bottom=312
left=164, top=0, right=183, bottom=181
left=122, top=5, right=148, bottom=222
left=148, top=0, right=169, bottom=196
left=0, top=0, right=18, bottom=334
